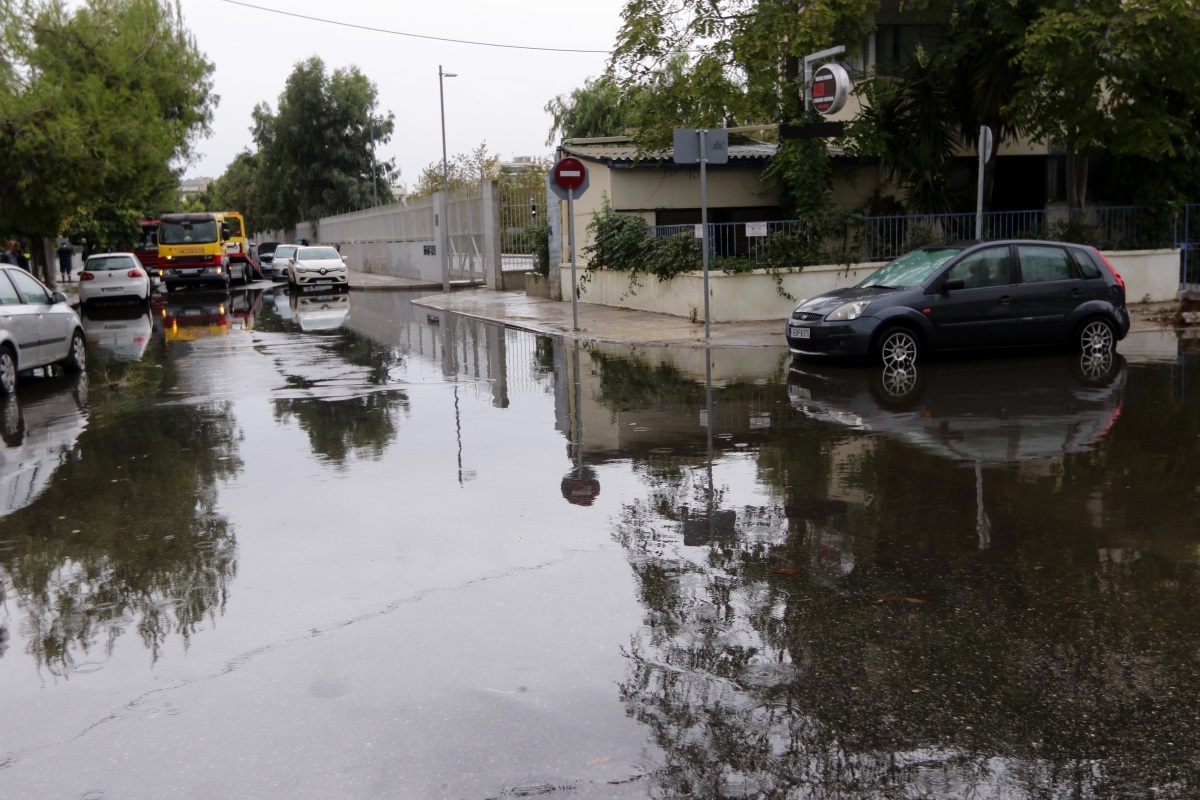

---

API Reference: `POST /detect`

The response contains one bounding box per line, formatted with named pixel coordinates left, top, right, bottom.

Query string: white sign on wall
left=746, top=222, right=768, bottom=237
left=694, top=224, right=704, bottom=238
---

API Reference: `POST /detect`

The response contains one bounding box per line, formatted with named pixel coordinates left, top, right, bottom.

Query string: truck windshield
left=160, top=220, right=218, bottom=244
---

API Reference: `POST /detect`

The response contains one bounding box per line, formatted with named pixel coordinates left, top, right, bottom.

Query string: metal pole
left=368, top=114, right=378, bottom=208
left=700, top=129, right=711, bottom=339
left=568, top=187, right=578, bottom=332
left=439, top=65, right=456, bottom=292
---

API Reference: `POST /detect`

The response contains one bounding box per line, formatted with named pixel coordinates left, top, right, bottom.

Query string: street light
left=439, top=65, right=457, bottom=292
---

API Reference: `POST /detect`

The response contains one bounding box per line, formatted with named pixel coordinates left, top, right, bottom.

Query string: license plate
left=101, top=287, right=123, bottom=293
left=183, top=309, right=202, bottom=316
left=789, top=326, right=810, bottom=339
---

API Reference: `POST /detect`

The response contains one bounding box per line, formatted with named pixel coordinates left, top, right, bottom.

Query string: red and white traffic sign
left=553, top=158, right=587, bottom=191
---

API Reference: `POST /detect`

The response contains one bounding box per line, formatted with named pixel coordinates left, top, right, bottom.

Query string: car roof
left=88, top=252, right=137, bottom=259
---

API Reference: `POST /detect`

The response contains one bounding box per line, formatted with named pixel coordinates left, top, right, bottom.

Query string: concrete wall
left=566, top=248, right=1182, bottom=323
left=340, top=241, right=443, bottom=283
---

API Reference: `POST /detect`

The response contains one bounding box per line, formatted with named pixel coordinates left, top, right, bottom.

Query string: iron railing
left=499, top=187, right=546, bottom=271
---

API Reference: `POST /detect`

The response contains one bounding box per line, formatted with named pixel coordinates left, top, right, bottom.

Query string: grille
left=168, top=256, right=215, bottom=265
left=791, top=312, right=823, bottom=322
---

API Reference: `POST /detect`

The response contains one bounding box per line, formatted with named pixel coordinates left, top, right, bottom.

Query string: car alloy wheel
left=0, top=348, right=16, bottom=395
left=1079, top=318, right=1115, bottom=354
left=878, top=328, right=920, bottom=368
left=64, top=331, right=86, bottom=373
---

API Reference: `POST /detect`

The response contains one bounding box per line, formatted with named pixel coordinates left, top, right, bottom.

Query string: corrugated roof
left=563, top=141, right=778, bottom=166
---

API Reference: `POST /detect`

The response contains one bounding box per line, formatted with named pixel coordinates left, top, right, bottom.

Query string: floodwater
left=1, top=285, right=1199, bottom=799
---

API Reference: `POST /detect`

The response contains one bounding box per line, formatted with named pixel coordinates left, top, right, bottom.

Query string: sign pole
left=568, top=186, right=578, bottom=332
left=699, top=129, right=711, bottom=339
left=975, top=125, right=993, bottom=240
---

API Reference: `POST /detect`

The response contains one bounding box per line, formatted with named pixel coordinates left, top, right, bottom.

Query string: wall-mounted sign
left=811, top=63, right=851, bottom=116
left=746, top=222, right=767, bottom=237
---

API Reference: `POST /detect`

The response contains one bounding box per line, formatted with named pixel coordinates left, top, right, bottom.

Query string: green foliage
left=582, top=202, right=653, bottom=272
left=0, top=0, right=214, bottom=251
left=251, top=57, right=396, bottom=227
left=544, top=73, right=639, bottom=144
left=526, top=219, right=551, bottom=276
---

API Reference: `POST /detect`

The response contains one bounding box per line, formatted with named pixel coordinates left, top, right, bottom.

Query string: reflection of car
left=161, top=289, right=264, bottom=342
left=286, top=245, right=349, bottom=291
left=0, top=374, right=87, bottom=516
left=270, top=244, right=298, bottom=282
left=785, top=240, right=1130, bottom=365
left=289, top=291, right=349, bottom=332
left=78, top=252, right=152, bottom=306
left=257, top=241, right=280, bottom=277
left=0, top=266, right=86, bottom=395
left=786, top=352, right=1126, bottom=463
left=80, top=305, right=153, bottom=361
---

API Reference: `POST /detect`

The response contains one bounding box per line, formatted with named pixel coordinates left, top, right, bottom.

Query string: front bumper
left=293, top=269, right=349, bottom=289
left=161, top=266, right=229, bottom=287
left=785, top=317, right=877, bottom=359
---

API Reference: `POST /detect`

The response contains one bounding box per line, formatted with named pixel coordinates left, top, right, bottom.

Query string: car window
left=275, top=245, right=297, bottom=258
left=297, top=247, right=340, bottom=260
left=1018, top=245, right=1073, bottom=283
left=860, top=246, right=962, bottom=288
left=946, top=246, right=1013, bottom=289
left=7, top=268, right=51, bottom=304
left=1070, top=248, right=1102, bottom=279
left=86, top=256, right=136, bottom=271
left=0, top=271, right=23, bottom=305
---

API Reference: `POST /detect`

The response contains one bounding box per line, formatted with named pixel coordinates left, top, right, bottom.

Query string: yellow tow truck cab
left=156, top=212, right=258, bottom=291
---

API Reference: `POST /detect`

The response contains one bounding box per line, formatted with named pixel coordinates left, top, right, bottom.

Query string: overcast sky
left=178, top=0, right=630, bottom=186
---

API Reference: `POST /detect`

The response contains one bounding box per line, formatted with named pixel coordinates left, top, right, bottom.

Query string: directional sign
left=553, top=158, right=587, bottom=191
left=673, top=129, right=729, bottom=165
left=811, top=63, right=851, bottom=116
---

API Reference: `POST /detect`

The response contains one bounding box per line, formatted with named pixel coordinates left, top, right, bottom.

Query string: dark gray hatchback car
left=785, top=240, right=1131, bottom=366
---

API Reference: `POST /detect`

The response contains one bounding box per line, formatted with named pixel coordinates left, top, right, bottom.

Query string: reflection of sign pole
left=674, top=128, right=729, bottom=339
left=975, top=125, right=994, bottom=240
left=551, top=157, right=589, bottom=332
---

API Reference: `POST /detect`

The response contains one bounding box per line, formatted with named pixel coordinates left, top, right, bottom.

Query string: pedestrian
left=0, top=242, right=12, bottom=265
left=56, top=241, right=75, bottom=283
left=7, top=241, right=28, bottom=271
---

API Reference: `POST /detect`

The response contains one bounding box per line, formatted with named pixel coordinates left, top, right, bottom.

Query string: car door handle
left=999, top=295, right=1012, bottom=305
left=1070, top=288, right=1083, bottom=297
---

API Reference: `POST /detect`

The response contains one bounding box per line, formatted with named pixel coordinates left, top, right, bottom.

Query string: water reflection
left=0, top=358, right=240, bottom=672
left=79, top=305, right=153, bottom=362
left=289, top=290, right=350, bottom=332
left=158, top=287, right=263, bottom=342
left=595, top=346, right=1200, bottom=797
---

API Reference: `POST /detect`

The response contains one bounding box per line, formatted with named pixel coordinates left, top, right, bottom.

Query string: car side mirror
left=52, top=291, right=68, bottom=304
left=942, top=278, right=965, bottom=293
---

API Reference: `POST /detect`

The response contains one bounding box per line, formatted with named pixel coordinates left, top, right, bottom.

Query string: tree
left=0, top=0, right=214, bottom=277
left=251, top=57, right=396, bottom=228
left=544, top=73, right=644, bottom=144
left=410, top=142, right=501, bottom=199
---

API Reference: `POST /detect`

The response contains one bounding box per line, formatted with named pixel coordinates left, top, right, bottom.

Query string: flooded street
left=2, top=285, right=1199, bottom=799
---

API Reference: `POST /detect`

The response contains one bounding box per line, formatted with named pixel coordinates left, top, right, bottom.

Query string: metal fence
left=654, top=205, right=1179, bottom=267
left=499, top=186, right=546, bottom=271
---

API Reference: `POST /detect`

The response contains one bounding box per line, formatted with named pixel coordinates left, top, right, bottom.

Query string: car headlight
left=826, top=300, right=871, bottom=321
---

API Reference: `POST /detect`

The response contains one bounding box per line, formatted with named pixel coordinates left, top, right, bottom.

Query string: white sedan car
left=286, top=246, right=349, bottom=291
left=78, top=252, right=152, bottom=306
left=0, top=265, right=86, bottom=395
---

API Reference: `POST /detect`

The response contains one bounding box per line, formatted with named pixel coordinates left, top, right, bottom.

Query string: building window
left=874, top=25, right=940, bottom=74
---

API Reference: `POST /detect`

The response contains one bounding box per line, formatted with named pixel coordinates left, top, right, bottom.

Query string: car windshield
left=86, top=256, right=136, bottom=271
left=160, top=220, right=218, bottom=244
left=275, top=245, right=297, bottom=258
left=297, top=247, right=340, bottom=260
left=860, top=246, right=962, bottom=288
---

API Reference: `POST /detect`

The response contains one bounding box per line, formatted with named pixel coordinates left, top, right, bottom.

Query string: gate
left=500, top=185, right=546, bottom=272
left=1179, top=204, right=1200, bottom=291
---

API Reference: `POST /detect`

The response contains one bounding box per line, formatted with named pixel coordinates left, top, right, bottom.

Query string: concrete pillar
left=435, top=191, right=449, bottom=291
left=545, top=175, right=564, bottom=301
left=482, top=180, right=502, bottom=290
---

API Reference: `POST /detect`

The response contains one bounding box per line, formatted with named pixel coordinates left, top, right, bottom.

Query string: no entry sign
left=553, top=158, right=587, bottom=191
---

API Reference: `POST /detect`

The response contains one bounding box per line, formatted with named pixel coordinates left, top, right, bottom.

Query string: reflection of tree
left=0, top=369, right=241, bottom=673
left=610, top=360, right=1200, bottom=796
left=274, top=391, right=406, bottom=465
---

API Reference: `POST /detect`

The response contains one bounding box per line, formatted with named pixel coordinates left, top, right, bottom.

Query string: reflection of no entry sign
left=554, top=158, right=587, bottom=191
left=811, top=63, right=851, bottom=115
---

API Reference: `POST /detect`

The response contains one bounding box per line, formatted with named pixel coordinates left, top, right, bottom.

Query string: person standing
left=56, top=241, right=75, bottom=283
left=7, top=241, right=28, bottom=271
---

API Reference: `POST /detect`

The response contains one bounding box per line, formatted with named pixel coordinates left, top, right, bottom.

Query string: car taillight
left=1097, top=250, right=1125, bottom=293
left=127, top=268, right=144, bottom=278
left=79, top=272, right=95, bottom=281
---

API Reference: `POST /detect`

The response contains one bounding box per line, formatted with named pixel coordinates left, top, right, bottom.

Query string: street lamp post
left=439, top=65, right=457, bottom=293
left=368, top=114, right=378, bottom=208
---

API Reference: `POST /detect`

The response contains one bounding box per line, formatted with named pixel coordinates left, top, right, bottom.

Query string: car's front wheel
left=62, top=330, right=86, bottom=373
left=0, top=346, right=16, bottom=395
left=876, top=326, right=921, bottom=368
left=1078, top=317, right=1116, bottom=354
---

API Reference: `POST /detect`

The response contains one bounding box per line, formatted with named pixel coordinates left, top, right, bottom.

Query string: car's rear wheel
left=1078, top=317, right=1116, bottom=354
left=0, top=346, right=16, bottom=395
left=876, top=326, right=921, bottom=368
left=62, top=330, right=86, bottom=373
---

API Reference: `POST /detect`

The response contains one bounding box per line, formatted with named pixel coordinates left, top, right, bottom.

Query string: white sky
left=178, top=0, right=630, bottom=186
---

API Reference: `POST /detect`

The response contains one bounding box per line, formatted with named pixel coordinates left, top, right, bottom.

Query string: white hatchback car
left=286, top=246, right=349, bottom=291
left=0, top=265, right=86, bottom=394
left=78, top=252, right=152, bottom=306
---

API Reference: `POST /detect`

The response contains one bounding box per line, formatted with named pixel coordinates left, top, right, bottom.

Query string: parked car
left=285, top=245, right=349, bottom=291
left=257, top=241, right=280, bottom=277
left=0, top=265, right=86, bottom=394
left=77, top=252, right=152, bottom=306
left=784, top=239, right=1131, bottom=365
left=270, top=244, right=298, bottom=282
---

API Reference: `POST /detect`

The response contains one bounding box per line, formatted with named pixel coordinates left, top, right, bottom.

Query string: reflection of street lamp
left=439, top=65, right=457, bottom=293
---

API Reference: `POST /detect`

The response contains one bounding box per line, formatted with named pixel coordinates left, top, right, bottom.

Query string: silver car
left=0, top=266, right=86, bottom=394
left=285, top=245, right=349, bottom=291
left=270, top=244, right=298, bottom=282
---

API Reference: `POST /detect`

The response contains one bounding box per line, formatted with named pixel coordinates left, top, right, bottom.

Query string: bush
left=525, top=220, right=550, bottom=276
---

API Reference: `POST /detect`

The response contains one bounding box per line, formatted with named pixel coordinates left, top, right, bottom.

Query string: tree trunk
left=33, top=236, right=56, bottom=289
left=1066, top=150, right=1089, bottom=212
